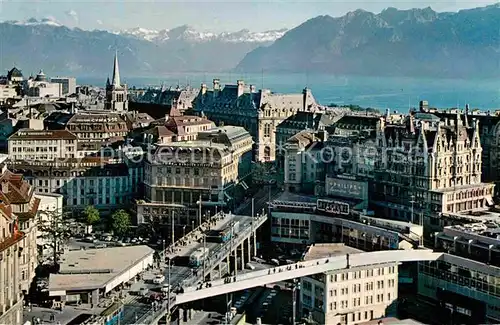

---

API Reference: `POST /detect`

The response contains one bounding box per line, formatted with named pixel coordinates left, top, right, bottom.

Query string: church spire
left=112, top=50, right=121, bottom=87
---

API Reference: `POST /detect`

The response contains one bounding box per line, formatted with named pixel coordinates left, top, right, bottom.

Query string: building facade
left=8, top=157, right=141, bottom=215
left=137, top=126, right=253, bottom=228
left=50, top=77, right=76, bottom=96
left=300, top=244, right=399, bottom=325
left=8, top=129, right=78, bottom=161
left=0, top=171, right=41, bottom=293
left=44, top=111, right=129, bottom=146
left=193, top=79, right=323, bottom=162
left=26, top=70, right=62, bottom=98
left=371, top=113, right=494, bottom=237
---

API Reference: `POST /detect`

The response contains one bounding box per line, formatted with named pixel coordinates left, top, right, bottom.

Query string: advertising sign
left=317, top=199, right=350, bottom=215
left=326, top=176, right=368, bottom=200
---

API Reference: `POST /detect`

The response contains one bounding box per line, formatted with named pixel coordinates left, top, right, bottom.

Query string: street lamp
left=292, top=278, right=299, bottom=325
left=162, top=240, right=166, bottom=263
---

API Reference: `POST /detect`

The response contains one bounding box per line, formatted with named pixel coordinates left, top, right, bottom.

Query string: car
left=138, top=287, right=149, bottom=297
left=153, top=274, right=165, bottom=284
left=245, top=263, right=255, bottom=270
left=160, top=284, right=170, bottom=293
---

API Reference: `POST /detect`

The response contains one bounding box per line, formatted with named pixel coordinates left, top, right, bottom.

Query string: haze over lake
left=79, top=73, right=500, bottom=111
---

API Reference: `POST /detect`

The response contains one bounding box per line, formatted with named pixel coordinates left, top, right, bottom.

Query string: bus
left=100, top=302, right=124, bottom=325
left=218, top=221, right=240, bottom=243
left=189, top=248, right=210, bottom=267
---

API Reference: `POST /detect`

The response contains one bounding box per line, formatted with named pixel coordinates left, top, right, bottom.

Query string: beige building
left=137, top=126, right=253, bottom=226
left=371, top=112, right=495, bottom=236
left=45, top=111, right=129, bottom=145
left=0, top=159, right=40, bottom=325
left=8, top=129, right=78, bottom=160
left=193, top=79, right=323, bottom=162
left=300, top=244, right=398, bottom=325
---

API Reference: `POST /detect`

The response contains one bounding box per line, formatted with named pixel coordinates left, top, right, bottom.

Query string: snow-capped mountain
left=0, top=18, right=285, bottom=76
left=6, top=17, right=62, bottom=27
left=116, top=25, right=288, bottom=43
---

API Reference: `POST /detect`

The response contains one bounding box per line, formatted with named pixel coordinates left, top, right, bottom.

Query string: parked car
left=160, top=284, right=170, bottom=293
left=245, top=263, right=255, bottom=270
left=153, top=274, right=165, bottom=284
left=138, top=287, right=149, bottom=297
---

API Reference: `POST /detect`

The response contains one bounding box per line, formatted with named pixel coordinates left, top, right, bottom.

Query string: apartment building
left=144, top=106, right=215, bottom=144
left=283, top=130, right=326, bottom=194
left=44, top=111, right=129, bottom=145
left=0, top=204, right=24, bottom=325
left=8, top=129, right=78, bottom=160
left=0, top=157, right=40, bottom=324
left=137, top=126, right=253, bottom=227
left=300, top=244, right=398, bottom=325
left=193, top=79, right=323, bottom=162
left=50, top=77, right=76, bottom=96
left=8, top=157, right=142, bottom=215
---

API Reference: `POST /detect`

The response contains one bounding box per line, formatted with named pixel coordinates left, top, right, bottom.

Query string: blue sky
left=0, top=0, right=498, bottom=32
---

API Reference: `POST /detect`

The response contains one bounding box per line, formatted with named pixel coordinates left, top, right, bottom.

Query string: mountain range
left=237, top=4, right=500, bottom=78
left=1, top=4, right=499, bottom=79
left=0, top=19, right=285, bottom=77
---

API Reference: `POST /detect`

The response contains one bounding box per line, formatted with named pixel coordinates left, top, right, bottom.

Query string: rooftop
left=49, top=245, right=154, bottom=292
left=445, top=221, right=500, bottom=239
left=303, top=243, right=363, bottom=261
left=9, top=129, right=77, bottom=140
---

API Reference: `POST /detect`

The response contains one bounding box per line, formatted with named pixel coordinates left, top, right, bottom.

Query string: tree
left=83, top=205, right=100, bottom=226
left=38, top=210, right=72, bottom=267
left=111, top=210, right=131, bottom=236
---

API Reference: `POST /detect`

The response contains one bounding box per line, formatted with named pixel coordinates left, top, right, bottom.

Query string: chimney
left=237, top=80, right=245, bottom=97
left=317, top=129, right=328, bottom=142
left=213, top=79, right=220, bottom=91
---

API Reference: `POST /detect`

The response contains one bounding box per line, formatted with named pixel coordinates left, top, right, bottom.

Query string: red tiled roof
left=0, top=170, right=32, bottom=204
left=17, top=197, right=40, bottom=221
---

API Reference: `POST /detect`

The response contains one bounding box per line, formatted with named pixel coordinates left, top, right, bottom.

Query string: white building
left=8, top=129, right=78, bottom=161
left=51, top=77, right=76, bottom=96
left=0, top=85, right=18, bottom=101
left=300, top=244, right=399, bottom=325
left=26, top=70, right=62, bottom=98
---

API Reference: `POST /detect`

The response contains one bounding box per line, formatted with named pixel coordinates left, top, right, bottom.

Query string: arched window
left=264, top=146, right=271, bottom=161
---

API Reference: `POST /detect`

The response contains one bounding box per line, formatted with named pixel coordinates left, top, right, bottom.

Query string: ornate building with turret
left=371, top=111, right=495, bottom=237
left=105, top=52, right=128, bottom=111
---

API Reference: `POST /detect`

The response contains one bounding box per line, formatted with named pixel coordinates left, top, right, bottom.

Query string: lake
left=79, top=72, right=500, bottom=111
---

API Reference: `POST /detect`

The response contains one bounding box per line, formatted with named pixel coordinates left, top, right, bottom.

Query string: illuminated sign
left=317, top=199, right=350, bottom=215
left=326, top=176, right=368, bottom=200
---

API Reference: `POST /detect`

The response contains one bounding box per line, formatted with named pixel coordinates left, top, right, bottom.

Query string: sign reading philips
left=326, top=176, right=368, bottom=200
left=317, top=199, right=350, bottom=215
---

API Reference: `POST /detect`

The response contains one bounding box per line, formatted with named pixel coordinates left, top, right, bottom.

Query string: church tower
left=105, top=51, right=128, bottom=111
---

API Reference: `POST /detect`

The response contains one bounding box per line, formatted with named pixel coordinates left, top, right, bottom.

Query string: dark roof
left=7, top=67, right=23, bottom=79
